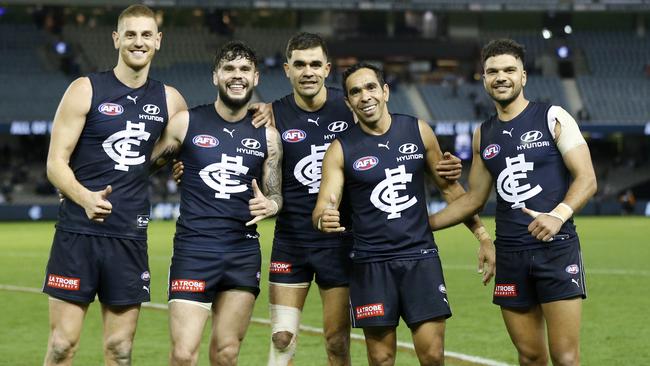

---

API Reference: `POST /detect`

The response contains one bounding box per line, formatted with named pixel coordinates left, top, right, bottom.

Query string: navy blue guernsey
left=479, top=102, right=578, bottom=251
left=338, top=114, right=436, bottom=263
left=272, top=87, right=354, bottom=247
left=57, top=71, right=168, bottom=239
left=174, top=104, right=268, bottom=252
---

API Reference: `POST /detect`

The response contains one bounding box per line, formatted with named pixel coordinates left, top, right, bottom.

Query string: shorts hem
left=406, top=312, right=452, bottom=327
left=44, top=291, right=94, bottom=304
left=540, top=293, right=586, bottom=304
left=315, top=282, right=349, bottom=289
left=100, top=298, right=150, bottom=306
left=352, top=321, right=398, bottom=329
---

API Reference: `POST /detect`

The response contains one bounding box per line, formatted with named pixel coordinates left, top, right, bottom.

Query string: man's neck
left=495, top=96, right=529, bottom=122
left=113, top=63, right=149, bottom=89
left=359, top=112, right=391, bottom=136
left=215, top=99, right=248, bottom=122
left=294, top=87, right=327, bottom=112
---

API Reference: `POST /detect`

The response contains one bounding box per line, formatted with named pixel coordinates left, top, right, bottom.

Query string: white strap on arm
left=547, top=106, right=587, bottom=155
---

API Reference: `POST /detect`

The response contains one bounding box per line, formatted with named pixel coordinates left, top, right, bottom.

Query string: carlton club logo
left=199, top=154, right=250, bottom=199
left=483, top=144, right=500, bottom=159
left=355, top=303, right=385, bottom=320
left=282, top=129, right=307, bottom=143
left=370, top=165, right=417, bottom=219
left=294, top=143, right=330, bottom=193
left=496, top=153, right=543, bottom=209
left=98, top=103, right=124, bottom=116
left=269, top=262, right=292, bottom=274
left=193, top=135, right=219, bottom=148
left=170, top=279, right=206, bottom=293
left=102, top=121, right=150, bottom=171
left=353, top=156, right=379, bottom=171
left=47, top=275, right=80, bottom=291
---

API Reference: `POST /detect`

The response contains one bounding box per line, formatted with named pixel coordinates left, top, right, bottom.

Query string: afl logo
left=192, top=135, right=219, bottom=148
left=282, top=129, right=306, bottom=143
left=143, top=104, right=160, bottom=115
left=98, top=103, right=123, bottom=116
left=399, top=143, right=418, bottom=154
left=353, top=156, right=379, bottom=171
left=565, top=264, right=580, bottom=275
left=483, top=144, right=500, bottom=159
left=241, top=138, right=261, bottom=150
left=327, top=121, right=349, bottom=133
left=520, top=130, right=543, bottom=143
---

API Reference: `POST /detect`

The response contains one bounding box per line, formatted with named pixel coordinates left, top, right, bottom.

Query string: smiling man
left=427, top=39, right=597, bottom=366
left=42, top=5, right=187, bottom=366
left=150, top=41, right=282, bottom=366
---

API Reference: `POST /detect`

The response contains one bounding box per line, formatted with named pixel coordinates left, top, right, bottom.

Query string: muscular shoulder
left=164, top=85, right=188, bottom=117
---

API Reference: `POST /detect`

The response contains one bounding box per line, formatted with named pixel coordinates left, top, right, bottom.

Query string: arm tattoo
left=263, top=129, right=283, bottom=210
left=150, top=144, right=179, bottom=175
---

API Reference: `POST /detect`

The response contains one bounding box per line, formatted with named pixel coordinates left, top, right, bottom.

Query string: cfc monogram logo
left=294, top=144, right=330, bottom=193
left=370, top=165, right=417, bottom=219
left=102, top=121, right=150, bottom=171
left=496, top=154, right=543, bottom=208
left=199, top=154, right=250, bottom=199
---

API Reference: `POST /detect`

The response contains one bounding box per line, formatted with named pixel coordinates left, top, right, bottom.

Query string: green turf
left=1, top=217, right=648, bottom=365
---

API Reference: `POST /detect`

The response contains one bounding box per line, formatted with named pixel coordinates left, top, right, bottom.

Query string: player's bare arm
left=436, top=152, right=463, bottom=181
left=250, top=102, right=275, bottom=128
left=247, top=126, right=283, bottom=226
left=523, top=108, right=597, bottom=241
left=47, top=77, right=113, bottom=222
left=312, top=139, right=346, bottom=233
left=149, top=109, right=189, bottom=173
left=421, top=121, right=495, bottom=284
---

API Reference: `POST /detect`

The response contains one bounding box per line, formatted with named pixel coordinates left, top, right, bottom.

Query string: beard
left=489, top=84, right=522, bottom=108
left=218, top=84, right=254, bottom=109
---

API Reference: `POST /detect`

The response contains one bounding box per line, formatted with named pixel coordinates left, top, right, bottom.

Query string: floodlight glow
left=542, top=28, right=552, bottom=39
left=557, top=46, right=569, bottom=59
left=564, top=25, right=572, bottom=34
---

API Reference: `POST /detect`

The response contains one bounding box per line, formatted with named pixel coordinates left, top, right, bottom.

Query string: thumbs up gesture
left=246, top=179, right=279, bottom=226
left=83, top=185, right=113, bottom=222
left=317, top=194, right=346, bottom=233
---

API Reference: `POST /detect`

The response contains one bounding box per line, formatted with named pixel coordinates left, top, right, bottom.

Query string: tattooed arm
left=150, top=109, right=189, bottom=174
left=246, top=126, right=283, bottom=226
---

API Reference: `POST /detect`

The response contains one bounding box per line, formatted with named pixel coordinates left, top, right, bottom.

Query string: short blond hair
left=117, top=4, right=155, bottom=27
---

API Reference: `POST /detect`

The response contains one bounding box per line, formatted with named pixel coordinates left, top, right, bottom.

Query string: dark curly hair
left=214, top=41, right=258, bottom=71
left=480, top=39, right=526, bottom=69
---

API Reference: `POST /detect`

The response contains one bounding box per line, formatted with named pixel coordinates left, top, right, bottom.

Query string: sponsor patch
left=327, top=121, right=349, bottom=133
left=565, top=264, right=580, bottom=274
left=483, top=144, right=500, bottom=159
left=47, top=274, right=80, bottom=291
left=355, top=303, right=385, bottom=320
left=520, top=130, right=543, bottom=143
left=353, top=156, right=379, bottom=171
left=494, top=283, right=518, bottom=297
left=241, top=138, right=261, bottom=150
left=270, top=261, right=292, bottom=274
left=399, top=143, right=418, bottom=154
left=141, top=271, right=151, bottom=281
left=98, top=103, right=124, bottom=116
left=136, top=215, right=149, bottom=229
left=282, top=129, right=307, bottom=143
left=193, top=135, right=219, bottom=148
left=170, top=279, right=206, bottom=293
left=438, top=284, right=447, bottom=294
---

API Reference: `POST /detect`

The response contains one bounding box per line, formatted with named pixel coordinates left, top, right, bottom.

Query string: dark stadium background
left=0, top=0, right=649, bottom=220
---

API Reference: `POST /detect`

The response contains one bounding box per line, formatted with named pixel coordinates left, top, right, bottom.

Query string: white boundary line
left=1, top=284, right=514, bottom=366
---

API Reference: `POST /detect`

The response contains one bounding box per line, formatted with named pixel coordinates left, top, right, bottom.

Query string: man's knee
left=171, top=345, right=198, bottom=365
left=104, top=336, right=133, bottom=365
left=324, top=331, right=349, bottom=357
left=210, top=340, right=241, bottom=366
left=367, top=349, right=395, bottom=366
left=550, top=350, right=579, bottom=366
left=518, top=350, right=549, bottom=366
left=416, top=347, right=444, bottom=366
left=272, top=331, right=295, bottom=350
left=47, top=335, right=79, bottom=364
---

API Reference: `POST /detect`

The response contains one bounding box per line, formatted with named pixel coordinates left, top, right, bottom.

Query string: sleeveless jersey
left=479, top=102, right=578, bottom=251
left=174, top=104, right=268, bottom=252
left=338, top=114, right=437, bottom=263
left=57, top=70, right=168, bottom=239
left=272, top=87, right=354, bottom=247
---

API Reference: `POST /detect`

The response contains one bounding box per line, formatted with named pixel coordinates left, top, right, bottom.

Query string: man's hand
left=522, top=207, right=564, bottom=242
left=249, top=103, right=273, bottom=128
left=82, top=185, right=112, bottom=222
left=317, top=194, right=345, bottom=233
left=477, top=238, right=496, bottom=285
left=246, top=179, right=279, bottom=226
left=172, top=159, right=184, bottom=184
left=435, top=152, right=462, bottom=181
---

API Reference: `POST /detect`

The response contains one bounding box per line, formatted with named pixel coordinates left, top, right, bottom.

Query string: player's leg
left=319, top=286, right=351, bottom=366
left=363, top=326, right=397, bottom=366
left=268, top=243, right=312, bottom=365
left=410, top=319, right=446, bottom=366
left=44, top=298, right=88, bottom=366
left=101, top=304, right=141, bottom=366
left=542, top=299, right=582, bottom=366
left=501, top=306, right=548, bottom=366
left=209, top=289, right=256, bottom=366
left=169, top=300, right=211, bottom=366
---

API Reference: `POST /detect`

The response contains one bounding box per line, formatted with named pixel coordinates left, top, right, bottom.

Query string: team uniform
left=338, top=114, right=451, bottom=328
left=270, top=87, right=354, bottom=287
left=168, top=105, right=268, bottom=302
left=43, top=70, right=169, bottom=305
left=479, top=101, right=587, bottom=308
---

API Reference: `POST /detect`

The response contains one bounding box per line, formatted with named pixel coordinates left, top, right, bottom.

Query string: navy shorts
left=43, top=230, right=150, bottom=306
left=493, top=241, right=587, bottom=308
left=269, top=240, right=352, bottom=288
left=168, top=247, right=262, bottom=302
left=349, top=256, right=451, bottom=328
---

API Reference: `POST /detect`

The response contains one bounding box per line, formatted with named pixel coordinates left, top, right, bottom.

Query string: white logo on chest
left=496, top=153, right=543, bottom=209
left=294, top=143, right=330, bottom=193
left=199, top=154, right=249, bottom=199
left=370, top=165, right=417, bottom=219
left=102, top=121, right=151, bottom=171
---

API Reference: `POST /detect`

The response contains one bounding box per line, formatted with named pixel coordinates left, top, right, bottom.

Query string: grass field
left=0, top=217, right=648, bottom=365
